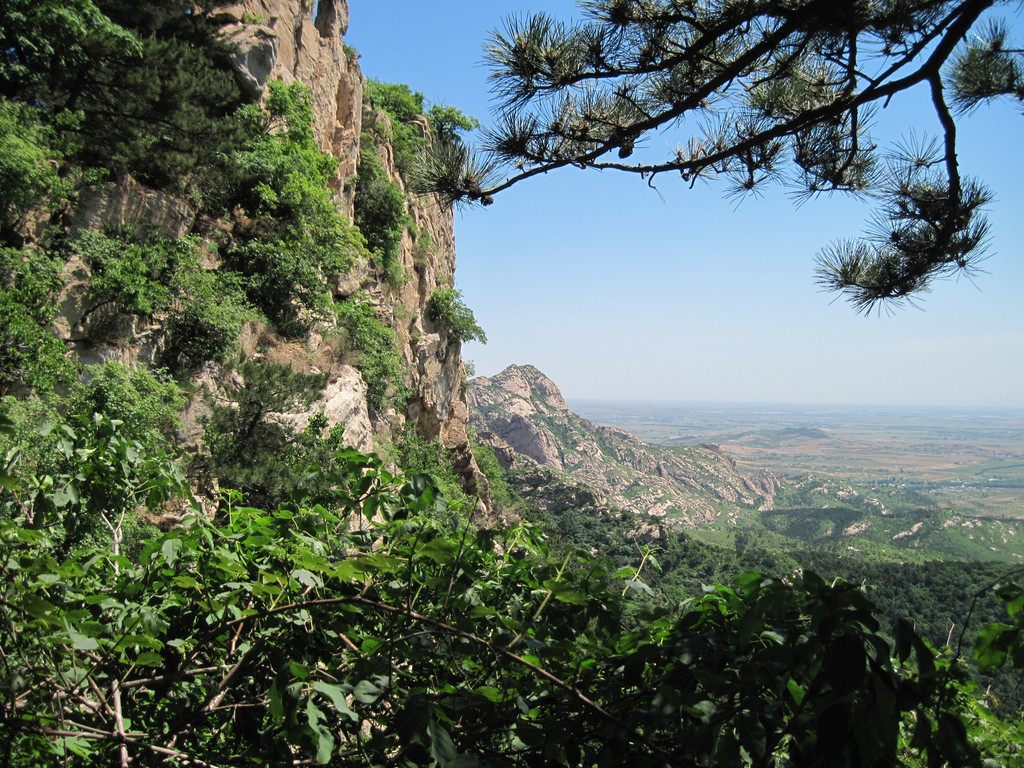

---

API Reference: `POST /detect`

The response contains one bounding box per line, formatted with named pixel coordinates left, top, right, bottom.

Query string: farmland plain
left=570, top=401, right=1024, bottom=519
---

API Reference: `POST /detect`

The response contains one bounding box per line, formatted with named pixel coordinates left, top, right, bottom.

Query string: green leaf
left=624, top=579, right=653, bottom=597
left=787, top=678, right=805, bottom=705
left=353, top=679, right=382, bottom=704
left=735, top=571, right=764, bottom=587
left=69, top=631, right=99, bottom=651
left=313, top=681, right=357, bottom=723
left=161, top=537, right=182, bottom=566
left=894, top=618, right=914, bottom=662
left=974, top=623, right=1017, bottom=670
left=291, top=568, right=322, bottom=588
left=61, top=735, right=94, bottom=758
left=428, top=718, right=459, bottom=766
left=22, top=594, right=57, bottom=623
left=553, top=587, right=588, bottom=604
left=305, top=699, right=334, bottom=764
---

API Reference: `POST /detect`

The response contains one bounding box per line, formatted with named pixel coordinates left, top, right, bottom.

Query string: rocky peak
left=470, top=364, right=570, bottom=416
left=469, top=366, right=782, bottom=525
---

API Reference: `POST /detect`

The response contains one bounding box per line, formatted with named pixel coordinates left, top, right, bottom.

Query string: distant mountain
left=468, top=365, right=782, bottom=526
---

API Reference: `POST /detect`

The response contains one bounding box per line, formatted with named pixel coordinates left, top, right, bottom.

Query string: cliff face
left=349, top=108, right=482, bottom=500
left=49, top=0, right=483, bottom=507
left=215, top=0, right=481, bottom=493
left=212, top=0, right=361, bottom=214
left=469, top=365, right=782, bottom=525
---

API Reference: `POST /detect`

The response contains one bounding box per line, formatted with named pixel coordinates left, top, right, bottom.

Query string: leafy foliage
left=75, top=230, right=175, bottom=317
left=69, top=0, right=246, bottom=195
left=1, top=411, right=187, bottom=558
left=393, top=423, right=473, bottom=513
left=164, top=267, right=255, bottom=371
left=0, top=245, right=73, bottom=395
left=427, top=287, right=487, bottom=344
left=364, top=79, right=429, bottom=176
left=0, top=101, right=66, bottom=239
left=335, top=295, right=408, bottom=412
left=75, top=362, right=183, bottom=446
left=193, top=360, right=328, bottom=511
left=354, top=135, right=409, bottom=287
left=4, top=432, right=1024, bottom=766
left=428, top=103, right=481, bottom=144
left=0, top=0, right=140, bottom=103
left=70, top=230, right=256, bottom=365
left=223, top=81, right=368, bottom=333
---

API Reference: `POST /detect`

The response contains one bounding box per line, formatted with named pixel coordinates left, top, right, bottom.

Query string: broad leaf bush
left=4, top=429, right=1024, bottom=766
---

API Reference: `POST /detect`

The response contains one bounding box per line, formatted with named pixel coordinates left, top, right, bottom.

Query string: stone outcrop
left=68, top=176, right=196, bottom=240
left=208, top=1, right=481, bottom=501
left=351, top=108, right=486, bottom=512
left=277, top=366, right=373, bottom=453
left=213, top=0, right=362, bottom=215
left=470, top=365, right=782, bottom=525
left=47, top=0, right=486, bottom=515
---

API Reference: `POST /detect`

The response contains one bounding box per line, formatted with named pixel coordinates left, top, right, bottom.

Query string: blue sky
left=346, top=1, right=1024, bottom=407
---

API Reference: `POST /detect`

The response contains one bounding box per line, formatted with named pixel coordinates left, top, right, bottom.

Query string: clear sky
left=346, top=1, right=1024, bottom=408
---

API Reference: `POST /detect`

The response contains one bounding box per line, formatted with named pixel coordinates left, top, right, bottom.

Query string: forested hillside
left=3, top=1, right=1024, bottom=766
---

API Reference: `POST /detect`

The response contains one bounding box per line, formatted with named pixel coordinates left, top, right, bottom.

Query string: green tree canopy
left=0, top=0, right=248, bottom=196
left=425, top=0, right=1024, bottom=312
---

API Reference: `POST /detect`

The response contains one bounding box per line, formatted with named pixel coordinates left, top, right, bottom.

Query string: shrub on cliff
left=334, top=295, right=408, bottom=412
left=224, top=81, right=368, bottom=334
left=427, top=287, right=487, bottom=344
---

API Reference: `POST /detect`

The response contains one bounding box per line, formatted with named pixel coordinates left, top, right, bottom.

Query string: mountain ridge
left=469, top=364, right=783, bottom=525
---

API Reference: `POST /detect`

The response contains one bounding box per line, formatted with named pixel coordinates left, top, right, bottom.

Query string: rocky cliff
left=42, top=0, right=484, bottom=509
left=212, top=0, right=361, bottom=214
left=469, top=365, right=782, bottom=525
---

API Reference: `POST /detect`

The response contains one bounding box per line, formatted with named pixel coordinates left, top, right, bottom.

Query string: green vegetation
left=5, top=428, right=1024, bottom=766
left=4, top=2, right=1024, bottom=764
left=1, top=0, right=246, bottom=200
left=354, top=137, right=408, bottom=287
left=0, top=244, right=71, bottom=394
left=364, top=80, right=478, bottom=174
left=0, top=101, right=67, bottom=237
left=427, top=287, right=487, bottom=344
left=163, top=268, right=254, bottom=371
left=335, top=295, right=408, bottom=412
left=393, top=423, right=473, bottom=513
left=192, top=361, right=327, bottom=511
left=223, top=81, right=368, bottom=333
left=363, top=79, right=429, bottom=176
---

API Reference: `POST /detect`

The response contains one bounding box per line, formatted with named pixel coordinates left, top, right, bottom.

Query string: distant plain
left=570, top=401, right=1024, bottom=519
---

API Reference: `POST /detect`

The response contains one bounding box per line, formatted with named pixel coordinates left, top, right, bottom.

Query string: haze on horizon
left=347, top=1, right=1024, bottom=409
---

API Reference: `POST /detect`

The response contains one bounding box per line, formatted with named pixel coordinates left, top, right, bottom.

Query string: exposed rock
left=68, top=176, right=195, bottom=240
left=473, top=430, right=520, bottom=472
left=277, top=366, right=373, bottom=453
left=52, top=254, right=92, bottom=342
left=204, top=3, right=484, bottom=507
left=214, top=0, right=362, bottom=215
left=469, top=365, right=781, bottom=526
left=329, top=257, right=372, bottom=298
left=222, top=22, right=279, bottom=97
